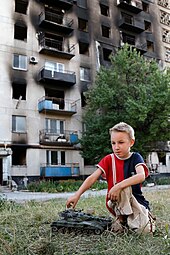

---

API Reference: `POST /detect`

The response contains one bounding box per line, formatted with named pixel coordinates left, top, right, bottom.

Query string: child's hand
left=66, top=194, right=80, bottom=209
left=108, top=184, right=121, bottom=202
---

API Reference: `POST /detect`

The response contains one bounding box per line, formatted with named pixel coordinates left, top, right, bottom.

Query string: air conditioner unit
left=29, top=56, right=38, bottom=64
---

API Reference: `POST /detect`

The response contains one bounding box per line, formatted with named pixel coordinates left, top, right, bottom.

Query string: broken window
left=147, top=41, right=154, bottom=52
left=101, top=25, right=110, bottom=38
left=15, top=0, right=28, bottom=14
left=100, top=4, right=109, bottom=16
left=142, top=2, right=149, bottom=12
left=79, top=41, right=89, bottom=55
left=12, top=82, right=26, bottom=100
left=144, top=21, right=152, bottom=32
left=14, top=23, right=27, bottom=41
left=12, top=147, right=27, bottom=165
left=78, top=18, right=88, bottom=32
left=103, top=48, right=112, bottom=61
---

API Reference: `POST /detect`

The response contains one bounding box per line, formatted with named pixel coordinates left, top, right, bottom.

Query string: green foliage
left=81, top=45, right=170, bottom=163
left=27, top=180, right=107, bottom=193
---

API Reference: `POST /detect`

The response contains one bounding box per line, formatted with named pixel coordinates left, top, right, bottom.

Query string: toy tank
left=51, top=209, right=112, bottom=235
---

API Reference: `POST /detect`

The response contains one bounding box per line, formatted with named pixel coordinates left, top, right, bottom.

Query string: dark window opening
left=14, top=24, right=27, bottom=41
left=103, top=48, right=112, bottom=61
left=45, top=88, right=65, bottom=109
left=122, top=12, right=133, bottom=24
left=147, top=41, right=154, bottom=52
left=101, top=25, right=110, bottom=38
left=122, top=33, right=135, bottom=45
left=12, top=147, right=26, bottom=165
left=12, top=82, right=26, bottom=100
left=15, top=0, right=28, bottom=14
left=79, top=41, right=89, bottom=55
left=44, top=33, right=63, bottom=51
left=81, top=92, right=86, bottom=107
left=145, top=21, right=152, bottom=32
left=61, top=151, right=65, bottom=165
left=142, top=2, right=149, bottom=12
left=100, top=4, right=109, bottom=16
left=78, top=18, right=88, bottom=32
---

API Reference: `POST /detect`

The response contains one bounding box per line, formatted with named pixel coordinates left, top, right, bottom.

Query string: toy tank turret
left=51, top=209, right=112, bottom=235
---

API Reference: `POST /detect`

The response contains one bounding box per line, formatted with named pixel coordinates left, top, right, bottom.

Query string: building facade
left=0, top=0, right=169, bottom=185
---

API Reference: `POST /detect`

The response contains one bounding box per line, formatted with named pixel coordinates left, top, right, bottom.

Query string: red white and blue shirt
left=97, top=152, right=150, bottom=215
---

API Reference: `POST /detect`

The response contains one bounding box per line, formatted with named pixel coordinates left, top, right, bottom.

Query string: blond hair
left=109, top=122, right=135, bottom=140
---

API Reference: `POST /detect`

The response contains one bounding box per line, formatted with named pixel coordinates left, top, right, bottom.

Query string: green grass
left=0, top=190, right=170, bottom=255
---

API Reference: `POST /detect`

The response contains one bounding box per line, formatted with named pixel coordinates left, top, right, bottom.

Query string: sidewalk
left=0, top=185, right=170, bottom=203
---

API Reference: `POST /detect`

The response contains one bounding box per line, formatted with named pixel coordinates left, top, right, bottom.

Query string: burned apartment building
left=0, top=0, right=169, bottom=185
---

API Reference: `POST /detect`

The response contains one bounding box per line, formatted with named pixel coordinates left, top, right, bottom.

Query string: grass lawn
left=0, top=190, right=170, bottom=255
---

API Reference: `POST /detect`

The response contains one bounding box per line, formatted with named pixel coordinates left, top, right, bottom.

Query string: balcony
left=38, top=67, right=76, bottom=87
left=39, top=37, right=75, bottom=59
left=122, top=34, right=147, bottom=54
left=119, top=16, right=145, bottom=33
left=38, top=96, right=77, bottom=115
left=40, top=163, right=80, bottom=178
left=117, top=0, right=142, bottom=14
left=39, top=129, right=79, bottom=145
left=39, top=12, right=73, bottom=35
left=39, top=0, right=74, bottom=10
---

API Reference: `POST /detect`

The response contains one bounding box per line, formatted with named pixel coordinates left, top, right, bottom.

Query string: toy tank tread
left=51, top=209, right=112, bottom=235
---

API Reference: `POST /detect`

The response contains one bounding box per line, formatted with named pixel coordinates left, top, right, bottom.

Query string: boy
left=66, top=122, right=155, bottom=233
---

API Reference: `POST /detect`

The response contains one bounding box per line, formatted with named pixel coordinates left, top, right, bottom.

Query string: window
left=45, top=118, right=65, bottom=134
left=12, top=115, right=26, bottom=133
left=77, top=0, right=87, bottom=8
left=12, top=82, right=26, bottom=100
left=15, top=0, right=28, bottom=14
left=101, top=25, right=110, bottom=38
left=100, top=4, right=109, bottom=16
left=103, top=48, right=112, bottom=61
left=121, top=13, right=133, bottom=24
left=147, top=41, right=154, bottom=52
left=78, top=18, right=88, bottom=32
left=142, top=2, right=149, bottom=12
left=80, top=67, right=90, bottom=81
left=122, top=32, right=135, bottom=45
left=46, top=150, right=65, bottom=165
left=12, top=147, right=26, bottom=165
left=45, top=61, right=64, bottom=73
left=79, top=41, right=89, bottom=55
left=144, top=21, right=152, bottom=32
left=13, top=54, right=27, bottom=70
left=14, top=23, right=27, bottom=41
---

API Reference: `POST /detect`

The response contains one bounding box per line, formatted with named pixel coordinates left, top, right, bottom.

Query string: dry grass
left=0, top=190, right=170, bottom=255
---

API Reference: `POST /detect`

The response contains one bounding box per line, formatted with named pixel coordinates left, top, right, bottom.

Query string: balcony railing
left=39, top=12, right=73, bottom=34
left=119, top=16, right=145, bottom=33
left=38, top=67, right=76, bottom=86
left=39, top=129, right=79, bottom=145
left=117, top=0, right=143, bottom=13
left=38, top=96, right=77, bottom=115
left=40, top=163, right=80, bottom=177
left=39, top=37, right=75, bottom=59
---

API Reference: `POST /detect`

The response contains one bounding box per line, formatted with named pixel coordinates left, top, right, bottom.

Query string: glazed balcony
left=117, top=0, right=142, bottom=14
left=39, top=0, right=73, bottom=10
left=39, top=37, right=75, bottom=59
left=40, top=163, right=80, bottom=178
left=39, top=129, right=79, bottom=145
left=119, top=16, right=145, bottom=33
left=38, top=67, right=76, bottom=87
left=39, top=12, right=73, bottom=35
left=38, top=96, right=77, bottom=115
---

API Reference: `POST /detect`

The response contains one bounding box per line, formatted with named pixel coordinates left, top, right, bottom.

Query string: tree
left=80, top=45, right=170, bottom=164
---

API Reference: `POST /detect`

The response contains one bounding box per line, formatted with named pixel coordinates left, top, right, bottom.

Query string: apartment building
left=0, top=0, right=169, bottom=186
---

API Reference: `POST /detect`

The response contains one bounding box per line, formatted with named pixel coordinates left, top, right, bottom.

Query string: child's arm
left=66, top=168, right=102, bottom=208
left=108, top=165, right=145, bottom=201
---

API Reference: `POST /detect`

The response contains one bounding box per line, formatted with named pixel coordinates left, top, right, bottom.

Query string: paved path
left=0, top=185, right=170, bottom=203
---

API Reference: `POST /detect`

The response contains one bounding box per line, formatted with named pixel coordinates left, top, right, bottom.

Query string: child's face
left=111, top=131, right=134, bottom=159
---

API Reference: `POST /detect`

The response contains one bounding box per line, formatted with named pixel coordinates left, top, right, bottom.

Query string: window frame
left=13, top=54, right=27, bottom=71
left=12, top=115, right=26, bottom=133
